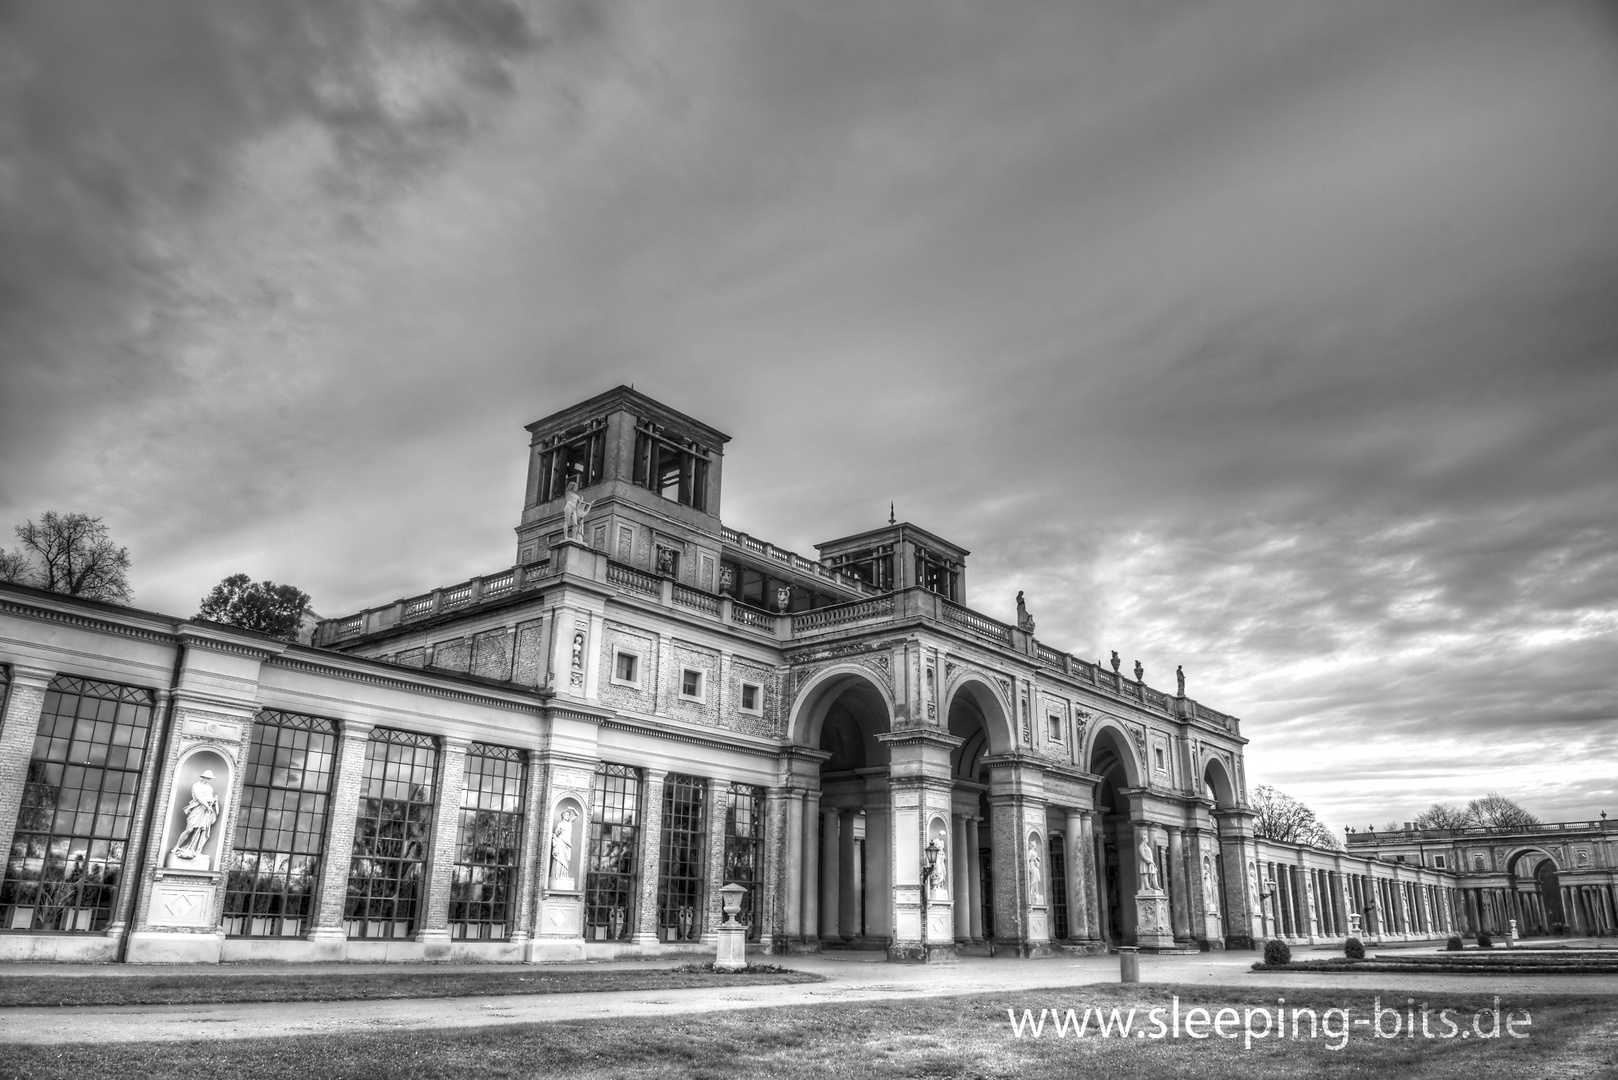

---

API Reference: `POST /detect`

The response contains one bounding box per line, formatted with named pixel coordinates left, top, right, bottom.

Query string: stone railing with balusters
left=791, top=595, right=896, bottom=635
left=719, top=526, right=881, bottom=597
left=938, top=599, right=1014, bottom=646
left=606, top=560, right=660, bottom=597
left=672, top=582, right=720, bottom=615
left=316, top=563, right=545, bottom=645
left=729, top=603, right=777, bottom=634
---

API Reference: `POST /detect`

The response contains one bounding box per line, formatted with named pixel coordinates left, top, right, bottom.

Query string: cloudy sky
left=3, top=0, right=1616, bottom=833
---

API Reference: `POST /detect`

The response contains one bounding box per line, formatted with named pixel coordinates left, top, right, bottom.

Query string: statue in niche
left=1133, top=660, right=1144, bottom=684
left=929, top=842, right=949, bottom=897
left=1136, top=832, right=1161, bottom=892
left=562, top=473, right=595, bottom=542
left=548, top=805, right=579, bottom=888
left=1202, top=855, right=1218, bottom=912
left=1025, top=835, right=1045, bottom=906
left=656, top=546, right=678, bottom=576
left=1015, top=591, right=1035, bottom=632
left=1176, top=665, right=1186, bottom=697
left=171, top=769, right=221, bottom=862
left=570, top=630, right=586, bottom=671
left=1110, top=651, right=1121, bottom=674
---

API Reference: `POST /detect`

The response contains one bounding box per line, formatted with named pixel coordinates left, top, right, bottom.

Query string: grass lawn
left=4, top=984, right=1614, bottom=1079
left=0, top=965, right=821, bottom=1008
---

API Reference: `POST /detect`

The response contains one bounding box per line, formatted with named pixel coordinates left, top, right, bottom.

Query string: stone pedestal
left=715, top=924, right=747, bottom=970
left=1134, top=890, right=1176, bottom=951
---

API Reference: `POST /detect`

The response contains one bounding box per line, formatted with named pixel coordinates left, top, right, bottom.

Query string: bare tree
left=1252, top=785, right=1339, bottom=849
left=1412, top=802, right=1472, bottom=830
left=4, top=513, right=132, bottom=603
left=1466, top=792, right=1540, bottom=830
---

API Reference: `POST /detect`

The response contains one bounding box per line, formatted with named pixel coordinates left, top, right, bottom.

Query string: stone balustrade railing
left=1348, top=820, right=1615, bottom=845
left=313, top=540, right=1244, bottom=735
left=719, top=525, right=881, bottom=596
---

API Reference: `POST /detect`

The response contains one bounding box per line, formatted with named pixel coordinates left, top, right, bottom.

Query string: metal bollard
left=1119, top=945, right=1140, bottom=983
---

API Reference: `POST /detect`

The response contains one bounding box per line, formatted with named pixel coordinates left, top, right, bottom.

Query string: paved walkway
left=4, top=945, right=1617, bottom=1045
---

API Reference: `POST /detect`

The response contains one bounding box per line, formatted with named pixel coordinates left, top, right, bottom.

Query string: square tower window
left=1047, top=714, right=1062, bottom=742
left=633, top=423, right=710, bottom=511
left=740, top=683, right=762, bottom=714
left=537, top=423, right=606, bottom=502
left=680, top=668, right=705, bottom=702
left=612, top=651, right=640, bottom=686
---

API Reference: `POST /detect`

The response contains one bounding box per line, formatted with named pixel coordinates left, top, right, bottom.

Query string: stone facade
left=0, top=387, right=1508, bottom=964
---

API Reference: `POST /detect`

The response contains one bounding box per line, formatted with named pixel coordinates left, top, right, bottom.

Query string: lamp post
left=920, top=839, right=941, bottom=955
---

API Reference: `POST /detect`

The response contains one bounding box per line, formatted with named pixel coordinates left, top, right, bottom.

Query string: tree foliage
left=197, top=574, right=312, bottom=641
left=1412, top=802, right=1473, bottom=830
left=1465, top=792, right=1540, bottom=829
left=0, top=512, right=132, bottom=603
left=1251, top=784, right=1340, bottom=849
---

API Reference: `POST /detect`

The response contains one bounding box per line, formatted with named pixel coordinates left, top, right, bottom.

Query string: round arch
left=1505, top=847, right=1560, bottom=876
left=787, top=664, right=896, bottom=749
left=940, top=673, right=1017, bottom=758
left=1084, top=720, right=1142, bottom=789
left=1202, top=757, right=1237, bottom=809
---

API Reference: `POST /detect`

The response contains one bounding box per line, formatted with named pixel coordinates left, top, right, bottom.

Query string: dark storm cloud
left=2, top=0, right=1614, bottom=825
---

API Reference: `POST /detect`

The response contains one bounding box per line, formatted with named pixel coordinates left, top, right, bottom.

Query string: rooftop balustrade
left=1347, top=819, right=1614, bottom=845
left=313, top=541, right=1242, bottom=734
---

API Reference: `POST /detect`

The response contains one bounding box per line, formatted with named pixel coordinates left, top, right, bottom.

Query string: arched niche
left=161, top=745, right=235, bottom=873
left=545, top=795, right=586, bottom=892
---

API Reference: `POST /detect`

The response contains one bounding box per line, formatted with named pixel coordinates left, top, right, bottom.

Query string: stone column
left=1095, top=824, right=1112, bottom=944
left=951, top=814, right=971, bottom=943
left=801, top=789, right=821, bottom=947
left=418, top=737, right=469, bottom=956
left=1079, top=812, right=1102, bottom=941
left=1166, top=825, right=1190, bottom=942
left=965, top=816, right=985, bottom=942
left=818, top=807, right=840, bottom=941
left=1065, top=811, right=1089, bottom=943
left=839, top=810, right=860, bottom=940
left=701, top=777, right=728, bottom=945
left=782, top=788, right=804, bottom=947
left=632, top=770, right=667, bottom=945
left=508, top=751, right=548, bottom=948
left=308, top=720, right=373, bottom=954
left=0, top=666, right=54, bottom=875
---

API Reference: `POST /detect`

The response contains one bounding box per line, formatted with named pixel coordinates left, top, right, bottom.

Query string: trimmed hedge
left=1446, top=935, right=1464, bottom=952
left=1263, top=939, right=1292, bottom=966
left=1344, top=937, right=1365, bottom=960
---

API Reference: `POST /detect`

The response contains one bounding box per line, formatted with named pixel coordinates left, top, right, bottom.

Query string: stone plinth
left=1134, top=890, right=1176, bottom=951
left=715, top=924, right=747, bottom=970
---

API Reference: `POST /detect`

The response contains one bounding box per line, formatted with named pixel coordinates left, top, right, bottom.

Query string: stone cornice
left=0, top=588, right=178, bottom=646
left=597, top=713, right=783, bottom=759
left=177, top=624, right=289, bottom=662
left=267, top=650, right=546, bottom=713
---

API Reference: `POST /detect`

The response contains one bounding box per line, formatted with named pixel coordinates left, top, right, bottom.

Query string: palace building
left=0, top=386, right=1601, bottom=964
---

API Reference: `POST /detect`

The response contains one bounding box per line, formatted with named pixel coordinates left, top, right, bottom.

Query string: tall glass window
left=722, top=783, right=765, bottom=941
left=656, top=775, right=707, bottom=942
left=223, top=711, right=336, bottom=937
left=345, top=729, right=437, bottom=939
left=449, top=744, right=526, bottom=941
left=1, top=675, right=153, bottom=933
left=1047, top=833, right=1069, bottom=940
left=584, top=763, right=641, bottom=941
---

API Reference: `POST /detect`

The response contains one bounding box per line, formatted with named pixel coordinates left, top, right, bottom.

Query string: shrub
left=1446, top=935, right=1464, bottom=952
left=1344, top=937, right=1365, bottom=960
left=1477, top=933, right=1494, bottom=948
left=1263, top=939, right=1292, bottom=966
